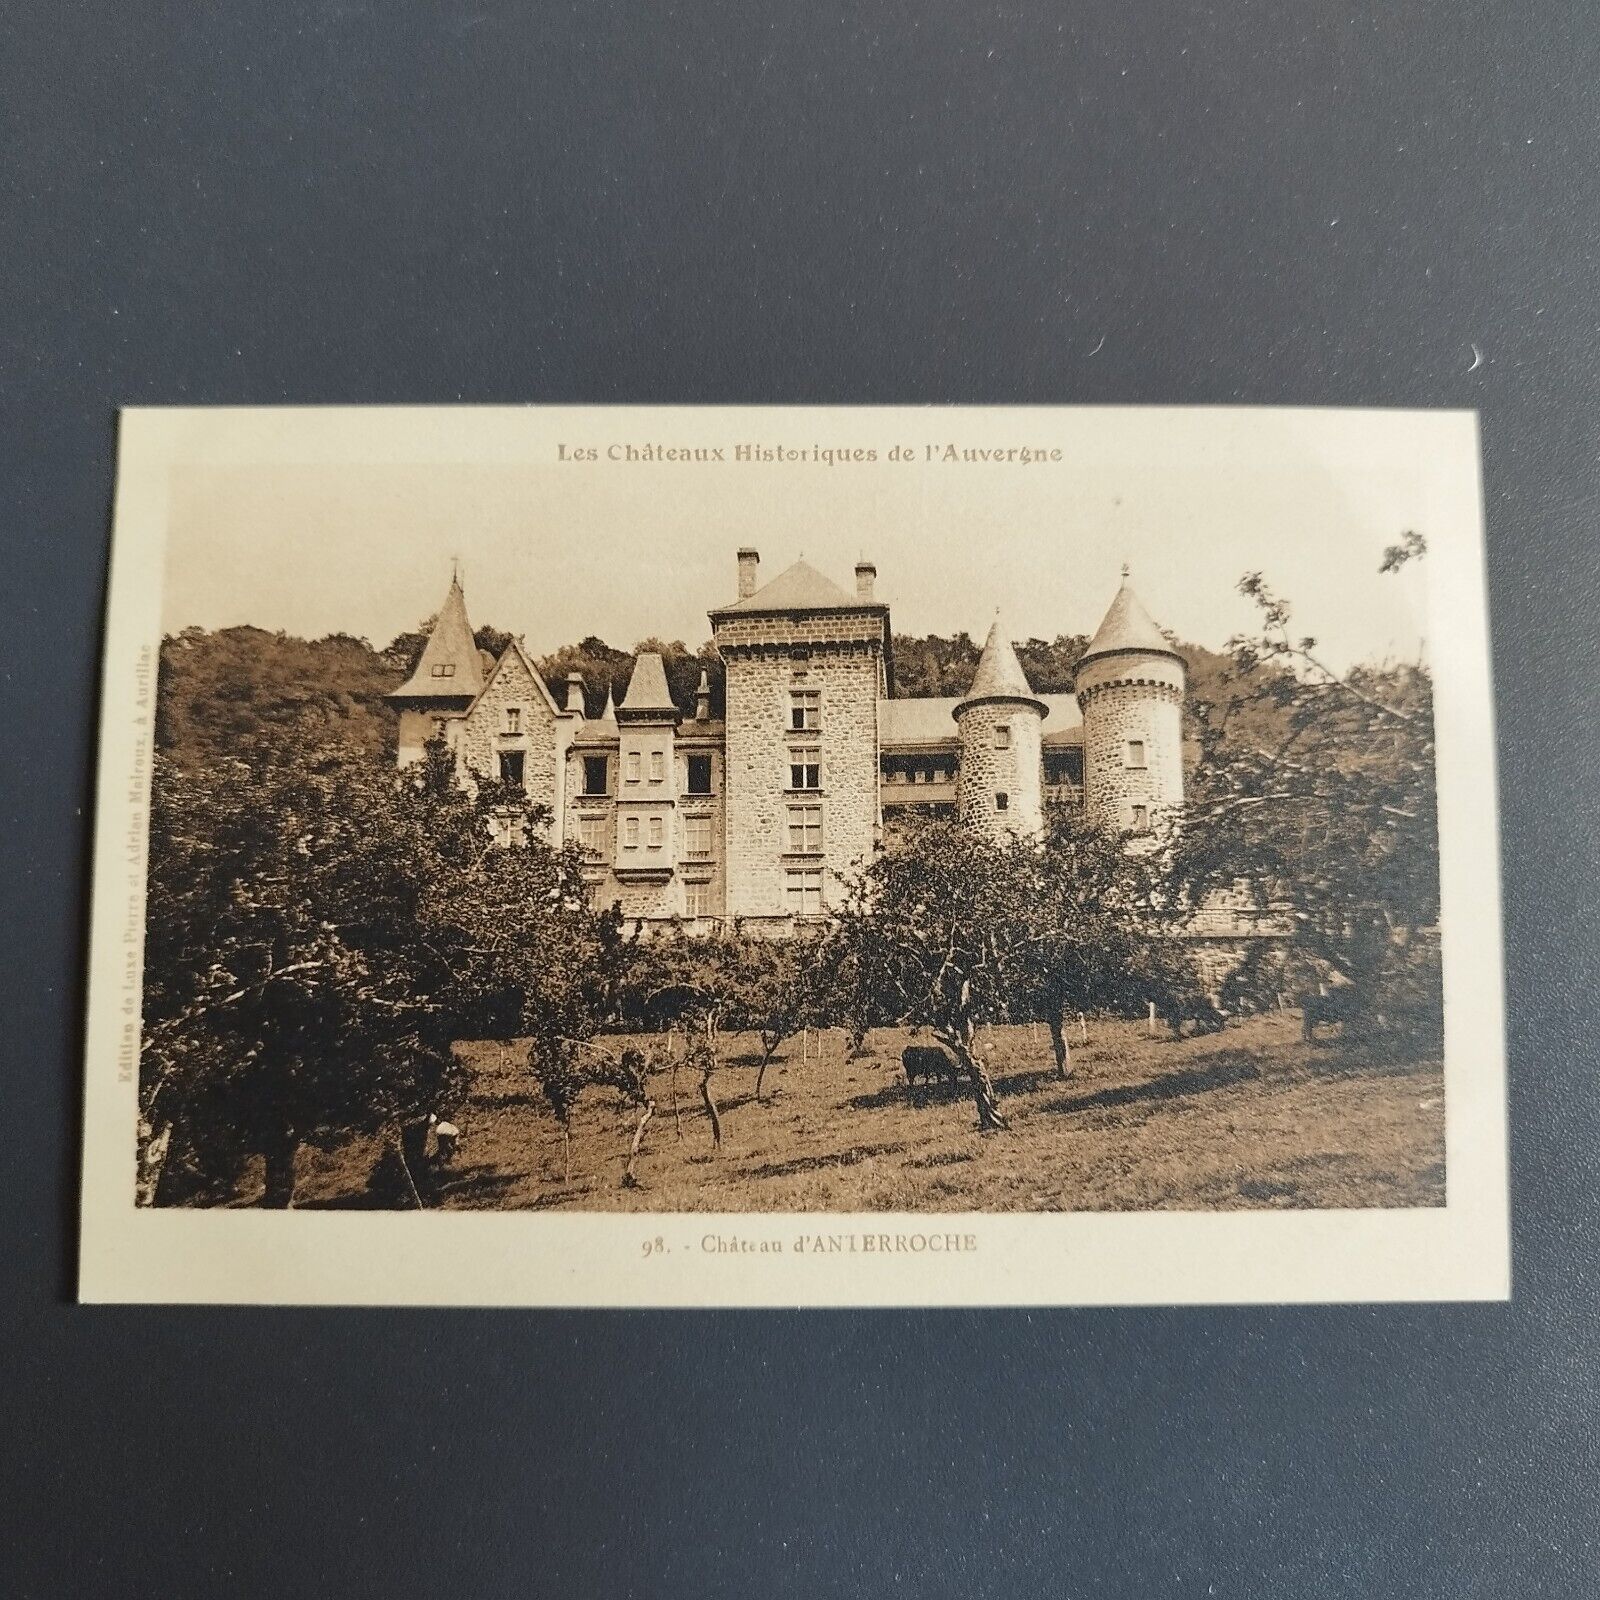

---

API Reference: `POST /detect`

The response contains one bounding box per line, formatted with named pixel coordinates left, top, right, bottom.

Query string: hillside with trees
left=155, top=626, right=405, bottom=766
left=155, top=617, right=1260, bottom=771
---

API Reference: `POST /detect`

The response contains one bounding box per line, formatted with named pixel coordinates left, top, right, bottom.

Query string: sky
left=159, top=408, right=1473, bottom=669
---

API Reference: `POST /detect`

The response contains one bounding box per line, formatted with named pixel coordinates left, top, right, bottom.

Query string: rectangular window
left=789, top=689, right=821, bottom=731
left=1126, top=739, right=1147, bottom=769
left=784, top=868, right=824, bottom=918
left=498, top=751, right=525, bottom=785
left=686, top=754, right=713, bottom=795
left=624, top=816, right=640, bottom=850
left=578, top=816, right=605, bottom=857
left=994, top=723, right=1011, bottom=749
left=1131, top=804, right=1149, bottom=831
left=582, top=755, right=609, bottom=796
left=430, top=717, right=447, bottom=739
left=505, top=707, right=522, bottom=734
left=626, top=751, right=641, bottom=783
left=684, top=814, right=713, bottom=858
left=683, top=879, right=712, bottom=918
left=648, top=815, right=664, bottom=849
left=789, top=747, right=821, bottom=790
left=995, top=791, right=1009, bottom=812
left=649, top=750, right=665, bottom=783
left=787, top=804, right=823, bottom=855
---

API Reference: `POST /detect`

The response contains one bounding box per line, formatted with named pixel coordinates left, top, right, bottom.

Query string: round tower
left=1076, top=567, right=1186, bottom=837
left=955, top=617, right=1047, bottom=840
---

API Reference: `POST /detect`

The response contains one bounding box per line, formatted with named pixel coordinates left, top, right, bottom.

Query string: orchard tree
left=1021, top=808, right=1189, bottom=1075
left=721, top=934, right=819, bottom=1097
left=831, top=819, right=1150, bottom=1128
left=1175, top=536, right=1441, bottom=1040
left=140, top=735, right=619, bottom=1206
left=610, top=928, right=813, bottom=1149
left=526, top=1033, right=658, bottom=1186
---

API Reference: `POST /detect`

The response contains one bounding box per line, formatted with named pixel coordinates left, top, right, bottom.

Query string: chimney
left=737, top=547, right=760, bottom=598
left=565, top=673, right=586, bottom=715
left=855, top=560, right=877, bottom=603
left=694, top=669, right=712, bottom=722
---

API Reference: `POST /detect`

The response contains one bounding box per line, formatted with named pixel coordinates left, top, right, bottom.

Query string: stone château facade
left=389, top=550, right=1187, bottom=930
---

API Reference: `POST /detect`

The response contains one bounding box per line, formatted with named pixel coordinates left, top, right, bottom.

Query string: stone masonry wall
left=456, top=653, right=561, bottom=835
left=721, top=630, right=883, bottom=920
left=956, top=701, right=1044, bottom=837
left=674, top=739, right=726, bottom=920
left=1078, top=652, right=1185, bottom=835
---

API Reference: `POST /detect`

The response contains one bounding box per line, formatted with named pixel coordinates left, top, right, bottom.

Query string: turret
left=387, top=571, right=486, bottom=766
left=1076, top=568, right=1185, bottom=837
left=954, top=616, right=1047, bottom=839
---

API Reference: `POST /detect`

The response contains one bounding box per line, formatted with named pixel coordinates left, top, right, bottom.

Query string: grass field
left=290, top=1012, right=1445, bottom=1212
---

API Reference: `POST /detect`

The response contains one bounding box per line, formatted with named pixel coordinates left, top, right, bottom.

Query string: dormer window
left=429, top=662, right=456, bottom=678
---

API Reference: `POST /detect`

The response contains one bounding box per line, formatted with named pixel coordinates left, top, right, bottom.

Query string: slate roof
left=1080, top=576, right=1183, bottom=666
left=879, top=692, right=1081, bottom=748
left=954, top=617, right=1047, bottom=713
left=618, top=651, right=677, bottom=715
left=571, top=687, right=619, bottom=745
left=712, top=558, right=871, bottom=614
left=390, top=575, right=486, bottom=700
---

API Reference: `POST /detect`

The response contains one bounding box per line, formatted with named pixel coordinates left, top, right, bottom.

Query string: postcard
left=79, top=405, right=1508, bottom=1304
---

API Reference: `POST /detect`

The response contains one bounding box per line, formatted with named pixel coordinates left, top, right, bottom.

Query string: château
left=390, top=549, right=1186, bottom=929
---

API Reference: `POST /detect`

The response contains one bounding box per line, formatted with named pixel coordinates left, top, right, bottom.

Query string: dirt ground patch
left=291, top=1012, right=1445, bottom=1212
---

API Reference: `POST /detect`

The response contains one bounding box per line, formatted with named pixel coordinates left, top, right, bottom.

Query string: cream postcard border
left=78, top=405, right=1509, bottom=1306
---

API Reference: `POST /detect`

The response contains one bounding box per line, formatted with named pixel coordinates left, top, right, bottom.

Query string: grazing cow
left=1155, top=990, right=1228, bottom=1039
left=903, top=1044, right=960, bottom=1089
left=1301, top=983, right=1359, bottom=1041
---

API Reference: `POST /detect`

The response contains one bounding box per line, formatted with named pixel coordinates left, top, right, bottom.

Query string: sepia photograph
left=80, top=405, right=1507, bottom=1304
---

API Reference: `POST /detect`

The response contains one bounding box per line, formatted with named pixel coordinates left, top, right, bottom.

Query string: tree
left=1174, top=538, right=1441, bottom=1043
left=1021, top=809, right=1186, bottom=1074
left=829, top=819, right=1156, bottom=1128
left=720, top=935, right=818, bottom=1097
left=525, top=1034, right=657, bottom=1186
left=140, top=733, right=617, bottom=1206
left=157, top=626, right=402, bottom=765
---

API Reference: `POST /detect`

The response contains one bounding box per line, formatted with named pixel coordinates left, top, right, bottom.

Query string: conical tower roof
left=954, top=616, right=1046, bottom=716
left=1079, top=570, right=1184, bottom=667
left=618, top=651, right=678, bottom=718
left=390, top=573, right=486, bottom=699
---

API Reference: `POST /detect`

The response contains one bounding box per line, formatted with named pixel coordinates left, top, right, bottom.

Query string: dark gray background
left=4, top=3, right=1597, bottom=1595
